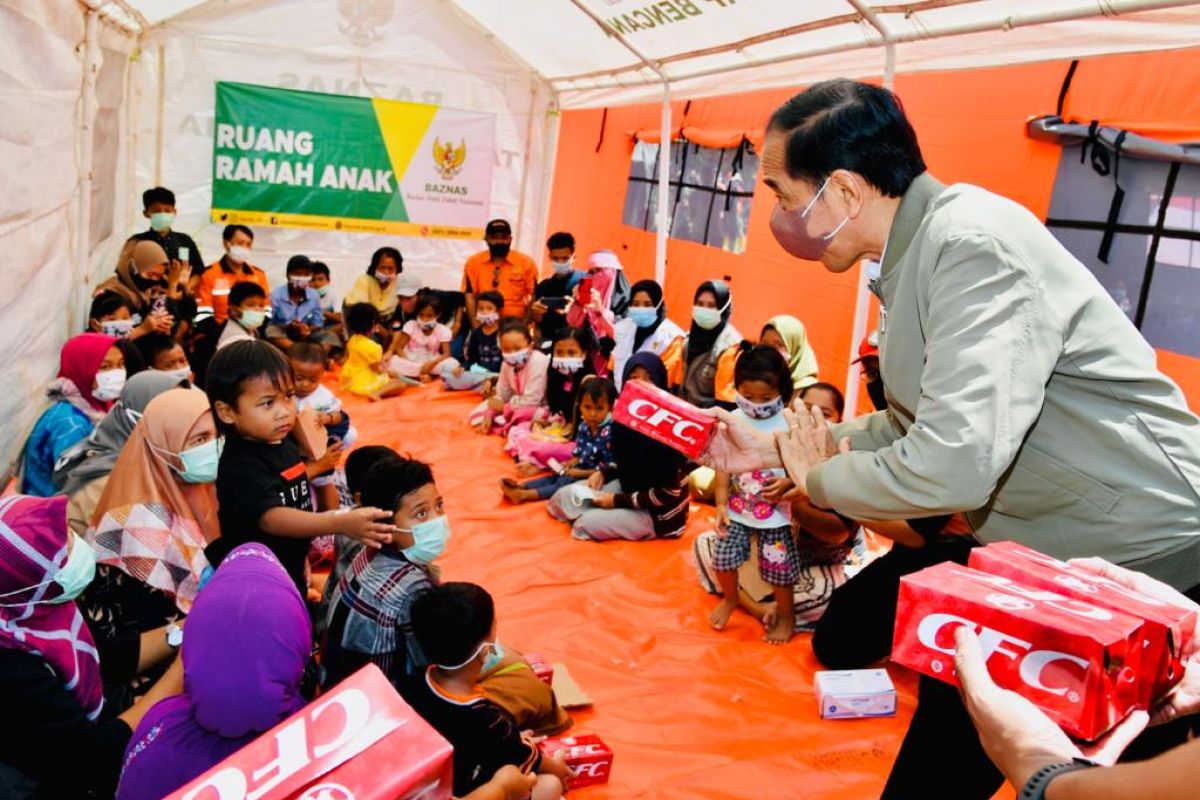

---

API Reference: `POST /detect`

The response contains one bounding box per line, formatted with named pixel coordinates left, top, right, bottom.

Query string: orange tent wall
left=544, top=48, right=1200, bottom=413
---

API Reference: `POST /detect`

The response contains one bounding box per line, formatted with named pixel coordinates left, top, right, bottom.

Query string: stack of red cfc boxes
left=165, top=665, right=453, bottom=800
left=892, top=544, right=1196, bottom=741
left=613, top=380, right=716, bottom=460
left=539, top=734, right=614, bottom=788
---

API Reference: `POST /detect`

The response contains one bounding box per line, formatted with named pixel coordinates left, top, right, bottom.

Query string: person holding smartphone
left=531, top=231, right=583, bottom=344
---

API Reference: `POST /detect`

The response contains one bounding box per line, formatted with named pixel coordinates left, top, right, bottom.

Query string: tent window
left=1046, top=151, right=1200, bottom=358
left=621, top=138, right=759, bottom=254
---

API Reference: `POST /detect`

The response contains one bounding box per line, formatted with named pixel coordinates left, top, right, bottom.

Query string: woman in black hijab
left=681, top=279, right=741, bottom=408
left=547, top=352, right=691, bottom=541
left=612, top=279, right=686, bottom=388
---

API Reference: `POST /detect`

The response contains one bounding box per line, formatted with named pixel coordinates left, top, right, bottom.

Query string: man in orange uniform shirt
left=461, top=219, right=537, bottom=325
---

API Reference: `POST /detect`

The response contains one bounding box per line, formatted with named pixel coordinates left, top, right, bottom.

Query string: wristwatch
left=166, top=622, right=184, bottom=650
left=1020, top=758, right=1097, bottom=800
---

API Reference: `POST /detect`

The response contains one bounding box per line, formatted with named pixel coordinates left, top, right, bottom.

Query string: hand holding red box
left=613, top=380, right=716, bottom=460
left=969, top=541, right=1198, bottom=706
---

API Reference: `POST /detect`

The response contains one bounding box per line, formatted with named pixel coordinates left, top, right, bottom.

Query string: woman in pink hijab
left=0, top=495, right=182, bottom=798
left=566, top=250, right=625, bottom=376
left=21, top=333, right=126, bottom=497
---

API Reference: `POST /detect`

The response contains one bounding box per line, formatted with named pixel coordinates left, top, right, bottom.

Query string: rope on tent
left=595, top=107, right=608, bottom=153
left=1056, top=59, right=1080, bottom=117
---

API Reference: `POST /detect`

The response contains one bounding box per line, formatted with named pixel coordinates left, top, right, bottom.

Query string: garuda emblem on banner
left=433, top=138, right=467, bottom=180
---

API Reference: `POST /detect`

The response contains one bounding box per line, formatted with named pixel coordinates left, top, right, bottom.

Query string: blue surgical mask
left=736, top=393, right=785, bottom=420
left=51, top=539, right=97, bottom=602
left=628, top=307, right=659, bottom=328
left=502, top=350, right=530, bottom=368
left=398, top=515, right=450, bottom=565
left=692, top=305, right=726, bottom=330
left=0, top=539, right=95, bottom=606
left=177, top=438, right=223, bottom=483
left=482, top=640, right=505, bottom=673
left=101, top=319, right=135, bottom=338
left=238, top=308, right=266, bottom=330
left=149, top=212, right=175, bottom=232
left=551, top=258, right=573, bottom=275
left=315, top=285, right=330, bottom=298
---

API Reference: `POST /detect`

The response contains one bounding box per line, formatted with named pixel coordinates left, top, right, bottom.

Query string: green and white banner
left=211, top=82, right=494, bottom=238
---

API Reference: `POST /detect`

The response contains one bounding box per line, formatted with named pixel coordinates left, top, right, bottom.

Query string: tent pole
left=655, top=84, right=670, bottom=286
left=75, top=6, right=101, bottom=329
left=841, top=0, right=895, bottom=419
left=566, top=0, right=671, bottom=284
left=154, top=43, right=165, bottom=184
left=516, top=78, right=538, bottom=252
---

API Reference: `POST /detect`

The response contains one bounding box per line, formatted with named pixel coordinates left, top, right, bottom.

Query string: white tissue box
left=815, top=668, right=897, bottom=719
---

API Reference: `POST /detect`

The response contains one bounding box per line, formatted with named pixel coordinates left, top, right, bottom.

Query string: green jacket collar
left=880, top=172, right=947, bottom=285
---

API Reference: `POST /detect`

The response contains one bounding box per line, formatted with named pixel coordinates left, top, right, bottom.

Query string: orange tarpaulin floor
left=337, top=382, right=924, bottom=799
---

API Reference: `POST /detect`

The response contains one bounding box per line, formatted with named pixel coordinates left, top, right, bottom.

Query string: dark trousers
left=812, top=539, right=1200, bottom=798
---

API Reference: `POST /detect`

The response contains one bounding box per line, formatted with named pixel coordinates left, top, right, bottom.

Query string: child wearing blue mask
left=611, top=279, right=686, bottom=388
left=709, top=343, right=800, bottom=645
left=403, top=582, right=571, bottom=800
left=320, top=455, right=449, bottom=689
left=502, top=376, right=617, bottom=505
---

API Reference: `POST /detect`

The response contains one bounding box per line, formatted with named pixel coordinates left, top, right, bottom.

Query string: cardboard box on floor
left=164, top=665, right=452, bottom=800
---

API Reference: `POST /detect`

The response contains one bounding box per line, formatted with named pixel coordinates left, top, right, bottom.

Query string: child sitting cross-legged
left=502, top=376, right=616, bottom=504
left=341, top=302, right=410, bottom=401
left=203, top=339, right=395, bottom=596
left=440, top=290, right=504, bottom=392
left=386, top=294, right=453, bottom=383
left=403, top=582, right=571, bottom=800
left=506, top=326, right=597, bottom=473
left=470, top=319, right=549, bottom=435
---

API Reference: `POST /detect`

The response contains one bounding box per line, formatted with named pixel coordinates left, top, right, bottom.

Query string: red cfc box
left=892, top=562, right=1145, bottom=741
left=166, top=665, right=452, bottom=800
left=970, top=541, right=1198, bottom=707
left=539, top=734, right=614, bottom=789
left=525, top=653, right=554, bottom=686
left=613, top=379, right=716, bottom=460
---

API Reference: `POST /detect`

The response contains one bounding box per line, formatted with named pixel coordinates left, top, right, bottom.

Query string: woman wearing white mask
left=194, top=224, right=269, bottom=325
left=21, top=334, right=126, bottom=498
left=54, top=371, right=190, bottom=535
left=345, top=246, right=403, bottom=322
left=680, top=279, right=741, bottom=408
left=0, top=494, right=183, bottom=798
left=83, top=388, right=219, bottom=710
left=611, top=279, right=686, bottom=389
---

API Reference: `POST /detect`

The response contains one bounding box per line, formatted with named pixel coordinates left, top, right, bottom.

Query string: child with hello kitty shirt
left=709, top=343, right=801, bottom=645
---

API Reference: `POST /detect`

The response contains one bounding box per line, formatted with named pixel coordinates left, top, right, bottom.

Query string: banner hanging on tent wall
left=211, top=82, right=494, bottom=238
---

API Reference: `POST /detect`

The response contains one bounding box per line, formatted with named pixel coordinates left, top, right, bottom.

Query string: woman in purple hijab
left=115, top=544, right=312, bottom=800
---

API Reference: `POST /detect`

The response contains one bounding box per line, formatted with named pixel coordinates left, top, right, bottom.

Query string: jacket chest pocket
left=994, top=442, right=1121, bottom=518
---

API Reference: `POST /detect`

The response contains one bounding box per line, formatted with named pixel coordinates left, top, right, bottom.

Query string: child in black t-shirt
left=404, top=582, right=570, bottom=799
left=203, top=339, right=395, bottom=593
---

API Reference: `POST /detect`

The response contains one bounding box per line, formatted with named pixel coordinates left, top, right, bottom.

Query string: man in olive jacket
left=706, top=78, right=1200, bottom=800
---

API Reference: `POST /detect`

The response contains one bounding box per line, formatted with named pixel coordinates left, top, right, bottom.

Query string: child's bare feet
left=420, top=373, right=433, bottom=383
left=515, top=461, right=542, bottom=478
left=763, top=613, right=794, bottom=645
left=366, top=391, right=383, bottom=402
left=708, top=597, right=738, bottom=630
left=501, top=482, right=538, bottom=504
left=501, top=477, right=519, bottom=490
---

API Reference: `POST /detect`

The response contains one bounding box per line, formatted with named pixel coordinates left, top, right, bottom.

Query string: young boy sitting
left=310, top=260, right=341, bottom=327
left=404, top=582, right=571, bottom=800
left=87, top=291, right=138, bottom=339
left=190, top=281, right=269, bottom=387
left=134, top=331, right=193, bottom=383
left=289, top=341, right=355, bottom=446
left=266, top=255, right=326, bottom=351
left=321, top=455, right=447, bottom=689
left=502, top=376, right=616, bottom=504
left=203, top=339, right=394, bottom=595
left=440, top=291, right=505, bottom=391
left=133, top=185, right=206, bottom=274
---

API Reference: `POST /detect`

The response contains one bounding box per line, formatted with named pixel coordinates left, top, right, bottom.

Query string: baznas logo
left=433, top=137, right=467, bottom=180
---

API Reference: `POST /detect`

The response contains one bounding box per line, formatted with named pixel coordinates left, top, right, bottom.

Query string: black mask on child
left=866, top=378, right=889, bottom=411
